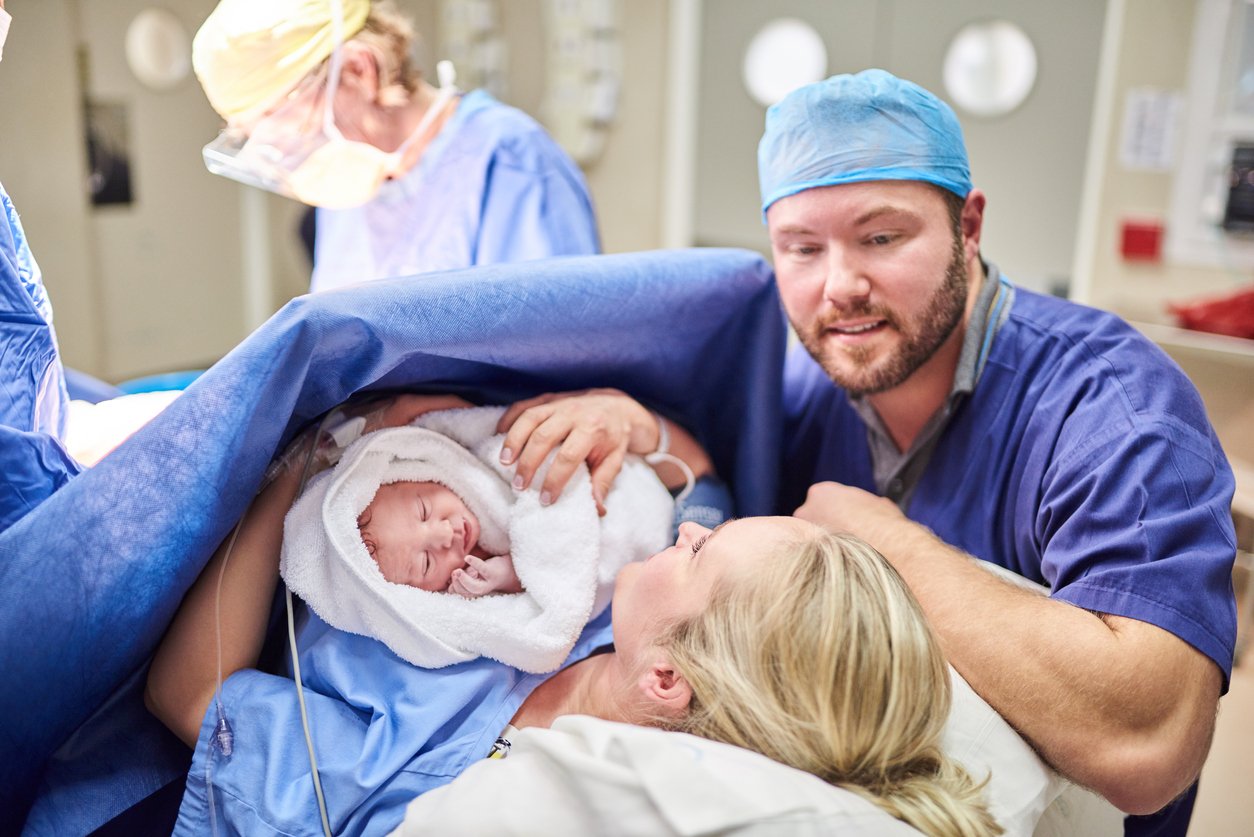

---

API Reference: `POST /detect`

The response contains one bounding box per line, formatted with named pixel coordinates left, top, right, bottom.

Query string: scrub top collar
left=850, top=261, right=1015, bottom=507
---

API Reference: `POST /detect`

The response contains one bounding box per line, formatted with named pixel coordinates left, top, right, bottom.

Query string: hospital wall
left=0, top=0, right=673, bottom=381
left=1070, top=0, right=1254, bottom=508
left=0, top=0, right=246, bottom=380
left=0, top=0, right=1240, bottom=415
left=689, top=0, right=1107, bottom=294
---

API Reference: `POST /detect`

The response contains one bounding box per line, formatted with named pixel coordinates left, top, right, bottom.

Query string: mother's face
left=611, top=516, right=818, bottom=659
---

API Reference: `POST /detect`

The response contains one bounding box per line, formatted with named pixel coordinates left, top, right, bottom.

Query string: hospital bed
left=0, top=248, right=1117, bottom=834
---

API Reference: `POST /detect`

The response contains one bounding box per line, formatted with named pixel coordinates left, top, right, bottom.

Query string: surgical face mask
left=287, top=77, right=456, bottom=209
left=203, top=41, right=458, bottom=209
left=0, top=8, right=12, bottom=64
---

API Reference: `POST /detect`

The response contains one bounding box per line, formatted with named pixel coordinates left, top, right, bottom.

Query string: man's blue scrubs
left=780, top=263, right=1237, bottom=836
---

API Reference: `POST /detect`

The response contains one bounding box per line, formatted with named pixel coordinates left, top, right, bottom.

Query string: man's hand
left=496, top=389, right=657, bottom=515
left=793, top=481, right=911, bottom=547
left=796, top=480, right=1222, bottom=814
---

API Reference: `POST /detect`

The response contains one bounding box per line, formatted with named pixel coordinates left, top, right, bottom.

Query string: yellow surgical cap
left=192, top=0, right=370, bottom=121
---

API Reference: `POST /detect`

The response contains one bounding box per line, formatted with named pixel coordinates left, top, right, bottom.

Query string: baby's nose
left=435, top=519, right=460, bottom=549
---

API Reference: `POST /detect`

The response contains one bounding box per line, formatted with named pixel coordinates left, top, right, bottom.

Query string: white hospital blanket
left=281, top=406, right=674, bottom=673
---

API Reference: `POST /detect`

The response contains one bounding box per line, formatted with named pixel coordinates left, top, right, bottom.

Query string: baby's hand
left=449, top=555, right=522, bottom=598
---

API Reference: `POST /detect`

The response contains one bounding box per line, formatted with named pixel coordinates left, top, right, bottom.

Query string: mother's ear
left=637, top=656, right=693, bottom=718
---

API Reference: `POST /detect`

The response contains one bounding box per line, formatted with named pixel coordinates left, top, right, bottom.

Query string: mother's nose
left=676, top=521, right=711, bottom=546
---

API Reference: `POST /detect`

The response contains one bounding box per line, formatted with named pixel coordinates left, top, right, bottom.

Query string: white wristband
left=644, top=412, right=694, bottom=502
left=651, top=411, right=670, bottom=457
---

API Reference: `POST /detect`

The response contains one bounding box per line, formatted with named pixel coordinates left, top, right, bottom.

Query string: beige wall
left=0, top=0, right=670, bottom=381
left=1073, top=0, right=1254, bottom=486
left=692, top=0, right=1107, bottom=294
left=16, top=0, right=1234, bottom=399
left=0, top=0, right=246, bottom=380
left=404, top=0, right=671, bottom=254
left=1073, top=0, right=1233, bottom=321
left=579, top=0, right=669, bottom=253
left=0, top=0, right=102, bottom=373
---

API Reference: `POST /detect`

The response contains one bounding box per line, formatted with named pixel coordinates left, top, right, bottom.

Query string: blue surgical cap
left=758, top=69, right=972, bottom=218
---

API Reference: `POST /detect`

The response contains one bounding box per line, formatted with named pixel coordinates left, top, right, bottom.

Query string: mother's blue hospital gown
left=174, top=609, right=615, bottom=835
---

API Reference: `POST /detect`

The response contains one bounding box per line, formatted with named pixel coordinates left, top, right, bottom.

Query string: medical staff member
left=192, top=0, right=600, bottom=292
left=496, top=70, right=1238, bottom=837
left=0, top=0, right=81, bottom=535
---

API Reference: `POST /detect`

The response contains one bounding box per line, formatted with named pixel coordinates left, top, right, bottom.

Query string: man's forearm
left=880, top=523, right=1221, bottom=814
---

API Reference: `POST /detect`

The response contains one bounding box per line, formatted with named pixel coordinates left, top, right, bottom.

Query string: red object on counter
left=1120, top=220, right=1163, bottom=262
left=1167, top=286, right=1254, bottom=339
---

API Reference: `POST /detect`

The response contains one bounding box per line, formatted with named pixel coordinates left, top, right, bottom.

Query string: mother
left=145, top=394, right=999, bottom=836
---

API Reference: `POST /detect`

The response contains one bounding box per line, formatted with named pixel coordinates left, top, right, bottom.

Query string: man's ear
left=637, top=657, right=693, bottom=718
left=338, top=41, right=380, bottom=100
left=960, top=188, right=986, bottom=260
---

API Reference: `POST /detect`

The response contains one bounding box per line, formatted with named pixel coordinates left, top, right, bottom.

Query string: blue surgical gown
left=172, top=608, right=615, bottom=835
left=0, top=181, right=78, bottom=534
left=780, top=281, right=1237, bottom=836
left=311, top=90, right=601, bottom=291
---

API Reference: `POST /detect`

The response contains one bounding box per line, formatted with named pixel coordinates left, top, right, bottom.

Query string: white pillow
left=391, top=715, right=923, bottom=836
left=943, top=667, right=1064, bottom=835
left=391, top=671, right=1075, bottom=837
left=390, top=656, right=1130, bottom=837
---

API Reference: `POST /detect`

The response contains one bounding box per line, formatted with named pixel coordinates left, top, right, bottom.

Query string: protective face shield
left=0, top=8, right=12, bottom=64
left=201, top=0, right=458, bottom=209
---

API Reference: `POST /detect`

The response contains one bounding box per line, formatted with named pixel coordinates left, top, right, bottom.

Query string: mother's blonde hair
left=660, top=529, right=1002, bottom=837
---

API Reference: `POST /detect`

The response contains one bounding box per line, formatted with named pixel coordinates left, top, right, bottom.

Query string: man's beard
left=796, top=237, right=969, bottom=398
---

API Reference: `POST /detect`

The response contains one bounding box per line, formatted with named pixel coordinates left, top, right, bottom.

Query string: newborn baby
left=280, top=403, right=683, bottom=671
left=356, top=479, right=522, bottom=598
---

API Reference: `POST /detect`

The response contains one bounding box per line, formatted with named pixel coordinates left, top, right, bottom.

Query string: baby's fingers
left=450, top=568, right=488, bottom=598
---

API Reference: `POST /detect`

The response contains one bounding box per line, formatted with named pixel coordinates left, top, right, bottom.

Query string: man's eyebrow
left=852, top=205, right=917, bottom=226
left=770, top=224, right=815, bottom=237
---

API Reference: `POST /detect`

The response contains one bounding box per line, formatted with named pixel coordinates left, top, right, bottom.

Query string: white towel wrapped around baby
left=280, top=406, right=675, bottom=673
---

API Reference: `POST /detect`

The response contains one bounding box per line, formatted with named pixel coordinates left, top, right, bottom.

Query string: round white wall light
left=125, top=9, right=192, bottom=92
left=742, top=18, right=828, bottom=108
left=943, top=20, right=1037, bottom=118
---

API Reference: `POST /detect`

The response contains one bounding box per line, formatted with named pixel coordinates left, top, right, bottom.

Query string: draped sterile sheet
left=0, top=248, right=785, bottom=833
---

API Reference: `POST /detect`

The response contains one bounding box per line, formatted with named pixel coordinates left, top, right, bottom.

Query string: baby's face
left=357, top=480, right=481, bottom=592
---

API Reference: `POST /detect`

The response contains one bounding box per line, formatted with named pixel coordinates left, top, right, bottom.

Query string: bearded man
left=765, top=70, right=1235, bottom=837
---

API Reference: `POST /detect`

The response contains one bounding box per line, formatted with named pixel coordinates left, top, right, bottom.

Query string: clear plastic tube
left=211, top=406, right=336, bottom=837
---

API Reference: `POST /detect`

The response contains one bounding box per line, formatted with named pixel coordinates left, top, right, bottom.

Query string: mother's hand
left=496, top=389, right=659, bottom=514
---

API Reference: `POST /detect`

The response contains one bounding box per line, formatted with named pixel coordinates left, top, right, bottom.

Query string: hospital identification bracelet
left=645, top=411, right=695, bottom=503
left=651, top=410, right=670, bottom=458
